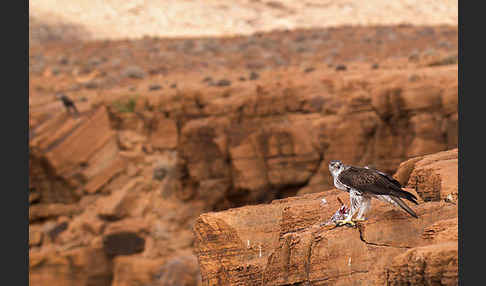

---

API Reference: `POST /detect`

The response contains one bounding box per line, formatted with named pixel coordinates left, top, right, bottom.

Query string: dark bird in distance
left=56, top=93, right=79, bottom=116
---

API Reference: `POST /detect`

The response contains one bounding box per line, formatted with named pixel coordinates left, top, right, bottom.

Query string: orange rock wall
left=194, top=149, right=458, bottom=285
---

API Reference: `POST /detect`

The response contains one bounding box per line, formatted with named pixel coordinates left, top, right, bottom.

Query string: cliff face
left=30, top=63, right=458, bottom=213
left=105, top=64, right=457, bottom=212
left=176, top=66, right=457, bottom=209
left=29, top=65, right=457, bottom=286
left=29, top=24, right=457, bottom=286
left=194, top=149, right=458, bottom=285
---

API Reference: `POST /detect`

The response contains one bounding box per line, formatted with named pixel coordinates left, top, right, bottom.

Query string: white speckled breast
left=334, top=176, right=349, bottom=192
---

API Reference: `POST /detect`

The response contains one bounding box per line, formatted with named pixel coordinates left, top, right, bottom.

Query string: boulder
left=96, top=178, right=145, bottom=221
left=29, top=247, right=112, bottom=286
left=29, top=226, right=43, bottom=247
left=150, top=116, right=179, bottom=150
left=401, top=148, right=458, bottom=203
left=152, top=254, right=202, bottom=286
left=29, top=203, right=81, bottom=222
left=386, top=242, right=458, bottom=286
left=111, top=256, right=166, bottom=286
left=29, top=106, right=123, bottom=203
left=103, top=231, right=146, bottom=257
left=111, top=254, right=201, bottom=286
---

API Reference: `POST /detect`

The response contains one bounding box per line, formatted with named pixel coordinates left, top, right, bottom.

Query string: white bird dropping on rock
left=320, top=198, right=327, bottom=205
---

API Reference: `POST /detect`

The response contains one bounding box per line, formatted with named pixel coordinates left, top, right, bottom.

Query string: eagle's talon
left=335, top=219, right=356, bottom=227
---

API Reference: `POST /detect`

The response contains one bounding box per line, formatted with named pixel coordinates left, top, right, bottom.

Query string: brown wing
left=338, top=166, right=418, bottom=204
left=365, top=166, right=402, bottom=188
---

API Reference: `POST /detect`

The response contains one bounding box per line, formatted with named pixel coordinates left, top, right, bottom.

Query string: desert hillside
left=30, top=0, right=457, bottom=42
left=29, top=1, right=458, bottom=285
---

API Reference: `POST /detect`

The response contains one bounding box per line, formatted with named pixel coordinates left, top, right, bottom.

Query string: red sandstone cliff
left=29, top=64, right=457, bottom=286
left=29, top=24, right=458, bottom=286
left=194, top=149, right=458, bottom=285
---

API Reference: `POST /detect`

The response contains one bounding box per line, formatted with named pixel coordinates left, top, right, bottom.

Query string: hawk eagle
left=328, top=160, right=418, bottom=226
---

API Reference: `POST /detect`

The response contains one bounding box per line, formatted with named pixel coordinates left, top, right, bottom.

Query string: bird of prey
left=56, top=93, right=79, bottom=116
left=328, top=160, right=419, bottom=226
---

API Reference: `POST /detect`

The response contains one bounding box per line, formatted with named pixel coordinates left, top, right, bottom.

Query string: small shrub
left=112, top=94, right=139, bottom=113
left=428, top=54, right=458, bottom=67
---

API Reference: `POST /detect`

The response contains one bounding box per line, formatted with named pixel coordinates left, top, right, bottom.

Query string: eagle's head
left=328, top=160, right=345, bottom=176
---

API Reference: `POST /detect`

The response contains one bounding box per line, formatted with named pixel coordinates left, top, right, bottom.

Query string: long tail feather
left=389, top=185, right=419, bottom=205
left=400, top=190, right=419, bottom=205
left=390, top=196, right=418, bottom=218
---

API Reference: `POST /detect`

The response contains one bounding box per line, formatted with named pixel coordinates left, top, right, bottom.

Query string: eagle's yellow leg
left=335, top=218, right=356, bottom=227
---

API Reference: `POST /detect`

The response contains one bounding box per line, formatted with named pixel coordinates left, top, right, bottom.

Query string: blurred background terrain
left=29, top=1, right=458, bottom=285
left=30, top=0, right=457, bottom=42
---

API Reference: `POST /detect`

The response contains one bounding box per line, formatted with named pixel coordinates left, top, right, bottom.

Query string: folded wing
left=338, top=166, right=419, bottom=210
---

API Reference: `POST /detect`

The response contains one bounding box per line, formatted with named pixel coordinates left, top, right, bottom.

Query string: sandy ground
left=30, top=0, right=457, bottom=42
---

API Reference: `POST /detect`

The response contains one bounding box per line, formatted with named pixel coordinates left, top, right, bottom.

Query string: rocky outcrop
left=28, top=180, right=203, bottom=286
left=193, top=149, right=458, bottom=285
left=29, top=106, right=126, bottom=207
left=146, top=65, right=457, bottom=209
left=404, top=150, right=458, bottom=203
left=38, top=65, right=455, bottom=214
left=29, top=20, right=458, bottom=286
left=29, top=63, right=457, bottom=286
left=29, top=247, right=113, bottom=286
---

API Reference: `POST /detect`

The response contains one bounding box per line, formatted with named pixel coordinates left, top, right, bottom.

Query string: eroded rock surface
left=153, top=66, right=458, bottom=209
left=29, top=24, right=457, bottom=285
left=194, top=149, right=458, bottom=285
